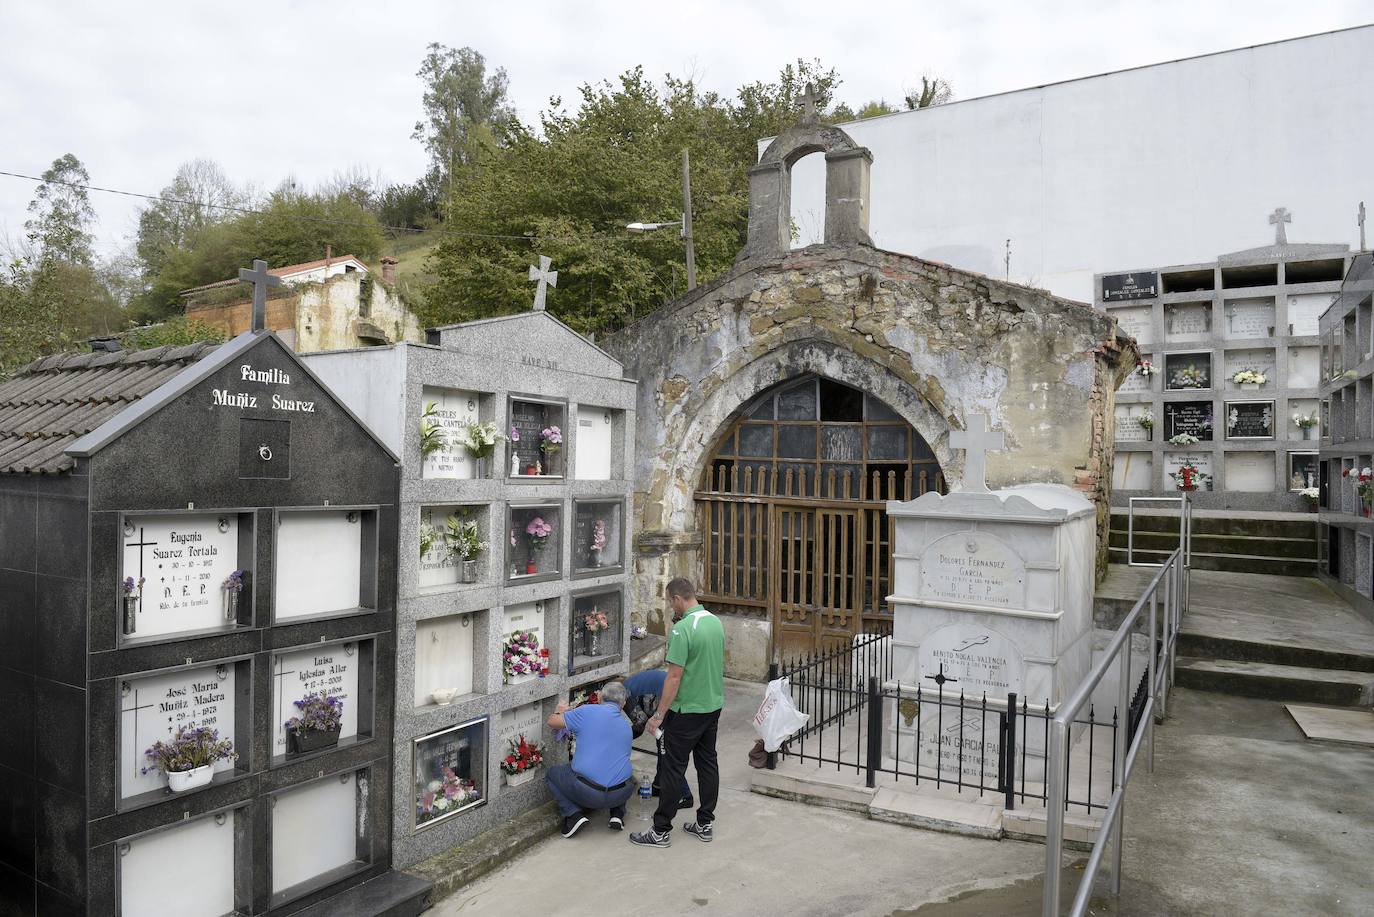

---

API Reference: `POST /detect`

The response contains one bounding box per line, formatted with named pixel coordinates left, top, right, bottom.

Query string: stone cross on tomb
left=800, top=82, right=819, bottom=124
left=239, top=259, right=283, bottom=331
left=1268, top=206, right=1291, bottom=245
left=949, top=413, right=1004, bottom=494
left=528, top=255, right=557, bottom=311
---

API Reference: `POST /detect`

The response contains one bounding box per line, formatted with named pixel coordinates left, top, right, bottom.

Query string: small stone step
left=291, top=871, right=432, bottom=917
left=1177, top=657, right=1374, bottom=706
left=1177, top=631, right=1374, bottom=673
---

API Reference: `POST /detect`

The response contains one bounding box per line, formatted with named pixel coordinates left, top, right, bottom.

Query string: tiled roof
left=179, top=256, right=367, bottom=296
left=0, top=342, right=220, bottom=474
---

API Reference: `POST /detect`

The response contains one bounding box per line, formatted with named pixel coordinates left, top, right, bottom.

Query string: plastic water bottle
left=638, top=774, right=653, bottom=821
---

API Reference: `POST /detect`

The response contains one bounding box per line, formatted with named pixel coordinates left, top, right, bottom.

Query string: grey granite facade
left=303, top=312, right=637, bottom=869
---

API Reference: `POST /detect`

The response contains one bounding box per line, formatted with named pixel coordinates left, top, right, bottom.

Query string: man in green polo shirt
left=629, top=578, right=724, bottom=849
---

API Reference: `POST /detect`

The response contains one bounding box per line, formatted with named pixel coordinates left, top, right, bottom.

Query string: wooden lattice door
left=771, top=504, right=862, bottom=659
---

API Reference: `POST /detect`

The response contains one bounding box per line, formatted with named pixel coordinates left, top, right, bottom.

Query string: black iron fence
left=771, top=631, right=1120, bottom=813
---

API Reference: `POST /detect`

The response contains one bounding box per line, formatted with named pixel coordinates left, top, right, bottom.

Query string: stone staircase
left=1107, top=509, right=1318, bottom=576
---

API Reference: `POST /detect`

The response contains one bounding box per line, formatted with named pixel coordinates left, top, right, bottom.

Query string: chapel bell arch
left=694, top=374, right=944, bottom=658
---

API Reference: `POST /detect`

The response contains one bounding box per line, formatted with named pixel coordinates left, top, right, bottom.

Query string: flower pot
left=505, top=768, right=538, bottom=788
left=1241, top=382, right=1260, bottom=391
left=583, top=630, right=601, bottom=657
left=1303, top=427, right=1317, bottom=441
left=166, top=764, right=213, bottom=793
left=1177, top=484, right=1199, bottom=493
left=286, top=725, right=341, bottom=756
left=526, top=464, right=538, bottom=476
left=224, top=590, right=239, bottom=624
left=525, top=560, right=537, bottom=575
left=588, top=549, right=602, bottom=569
left=1307, top=503, right=1319, bottom=513
left=460, top=560, right=478, bottom=584
left=122, top=596, right=138, bottom=636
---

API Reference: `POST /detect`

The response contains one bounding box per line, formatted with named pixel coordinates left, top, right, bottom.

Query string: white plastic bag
left=752, top=677, right=809, bottom=752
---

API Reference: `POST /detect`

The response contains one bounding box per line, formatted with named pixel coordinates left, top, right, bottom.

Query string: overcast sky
left=2, top=0, right=1370, bottom=258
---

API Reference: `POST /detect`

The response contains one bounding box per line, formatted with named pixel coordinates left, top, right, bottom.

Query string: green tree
left=26, top=153, right=96, bottom=265
left=423, top=59, right=846, bottom=336
left=412, top=44, right=516, bottom=215
left=904, top=74, right=954, bottom=110
left=120, top=316, right=227, bottom=350
left=134, top=159, right=242, bottom=282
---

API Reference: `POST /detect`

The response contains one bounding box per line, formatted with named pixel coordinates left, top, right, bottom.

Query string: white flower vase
left=460, top=560, right=478, bottom=584
left=1303, top=427, right=1317, bottom=441
left=505, top=768, right=538, bottom=788
left=1241, top=382, right=1260, bottom=391
left=166, top=765, right=213, bottom=793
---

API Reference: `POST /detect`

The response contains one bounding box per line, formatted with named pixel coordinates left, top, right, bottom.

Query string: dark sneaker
left=562, top=814, right=589, bottom=838
left=628, top=828, right=671, bottom=848
left=683, top=821, right=713, bottom=843
left=678, top=795, right=694, bottom=809
left=608, top=815, right=624, bottom=831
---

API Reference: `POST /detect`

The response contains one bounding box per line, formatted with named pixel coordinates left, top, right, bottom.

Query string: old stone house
left=606, top=110, right=1136, bottom=676
left=181, top=255, right=424, bottom=352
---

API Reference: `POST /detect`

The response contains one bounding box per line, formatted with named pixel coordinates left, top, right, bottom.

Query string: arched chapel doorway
left=695, top=375, right=944, bottom=658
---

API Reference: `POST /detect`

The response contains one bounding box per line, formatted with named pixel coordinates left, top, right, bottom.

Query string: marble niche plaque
left=271, top=773, right=360, bottom=895
left=1110, top=305, right=1153, bottom=345
left=1117, top=356, right=1153, bottom=395
left=1164, top=352, right=1211, bottom=391
left=271, top=640, right=363, bottom=757
left=1288, top=397, right=1320, bottom=439
left=1288, top=347, right=1320, bottom=389
left=275, top=509, right=363, bottom=621
left=919, top=623, right=1026, bottom=698
left=919, top=531, right=1026, bottom=610
left=122, top=512, right=241, bottom=639
left=1224, top=452, right=1276, bottom=493
left=1164, top=402, right=1213, bottom=442
left=420, top=386, right=481, bottom=479
left=1114, top=404, right=1151, bottom=443
left=415, top=613, right=475, bottom=706
left=1164, top=302, right=1210, bottom=341
left=1222, top=349, right=1276, bottom=390
left=575, top=404, right=616, bottom=480
left=494, top=700, right=543, bottom=776
left=120, top=662, right=240, bottom=800
left=1223, top=298, right=1275, bottom=340
left=1164, top=452, right=1213, bottom=491
left=1112, top=452, right=1153, bottom=490
left=120, top=812, right=237, bottom=917
left=1287, top=293, right=1332, bottom=337
left=414, top=718, right=487, bottom=828
left=1288, top=452, right=1318, bottom=491
left=1225, top=401, right=1275, bottom=440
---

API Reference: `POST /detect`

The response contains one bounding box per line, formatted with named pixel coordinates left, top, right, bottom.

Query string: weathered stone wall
left=605, top=243, right=1136, bottom=657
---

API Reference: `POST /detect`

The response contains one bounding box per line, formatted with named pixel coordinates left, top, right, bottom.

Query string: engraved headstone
left=1110, top=305, right=1153, bottom=345
left=1288, top=452, right=1318, bottom=491
left=1224, top=298, right=1276, bottom=339
left=918, top=531, right=1026, bottom=609
left=1225, top=401, right=1275, bottom=439
left=122, top=513, right=240, bottom=639
left=1165, top=302, right=1210, bottom=339
left=1224, top=451, right=1276, bottom=492
left=421, top=386, right=481, bottom=479
left=119, top=663, right=237, bottom=799
left=1114, top=405, right=1150, bottom=443
left=1164, top=452, right=1213, bottom=491
left=1222, top=348, right=1277, bottom=388
left=1164, top=402, right=1213, bottom=441
left=271, top=642, right=361, bottom=756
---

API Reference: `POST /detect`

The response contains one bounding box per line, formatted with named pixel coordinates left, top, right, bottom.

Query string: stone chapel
left=605, top=106, right=1138, bottom=677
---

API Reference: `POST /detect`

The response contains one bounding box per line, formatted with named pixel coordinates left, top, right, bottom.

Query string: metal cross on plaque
left=949, top=413, right=1004, bottom=493
left=923, top=663, right=958, bottom=690
left=528, top=255, right=557, bottom=311
left=238, top=259, right=283, bottom=332
left=1268, top=206, right=1292, bottom=245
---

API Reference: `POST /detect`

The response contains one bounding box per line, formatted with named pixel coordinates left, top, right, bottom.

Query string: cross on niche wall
left=948, top=413, right=1004, bottom=493
left=1268, top=207, right=1292, bottom=245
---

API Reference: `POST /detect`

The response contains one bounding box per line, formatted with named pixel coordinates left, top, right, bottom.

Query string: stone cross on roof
left=800, top=83, right=819, bottom=125
left=1269, top=206, right=1291, bottom=245
left=528, top=255, right=557, bottom=311
left=238, top=259, right=282, bottom=332
left=949, top=413, right=1004, bottom=494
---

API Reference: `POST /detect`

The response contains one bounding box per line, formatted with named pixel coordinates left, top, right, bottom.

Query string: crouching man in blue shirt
left=544, top=680, right=634, bottom=837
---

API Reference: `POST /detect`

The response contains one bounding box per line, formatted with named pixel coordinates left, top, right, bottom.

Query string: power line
left=0, top=168, right=672, bottom=248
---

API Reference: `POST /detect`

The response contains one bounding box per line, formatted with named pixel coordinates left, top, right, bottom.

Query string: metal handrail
left=1126, top=495, right=1193, bottom=570
left=1042, top=496, right=1190, bottom=916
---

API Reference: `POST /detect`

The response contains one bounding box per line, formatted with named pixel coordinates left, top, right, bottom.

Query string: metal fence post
left=766, top=662, right=780, bottom=770
left=865, top=676, right=882, bottom=789
left=1004, top=692, right=1018, bottom=811
left=1112, top=646, right=1130, bottom=895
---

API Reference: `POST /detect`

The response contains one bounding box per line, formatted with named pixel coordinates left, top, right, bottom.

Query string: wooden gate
left=772, top=504, right=862, bottom=658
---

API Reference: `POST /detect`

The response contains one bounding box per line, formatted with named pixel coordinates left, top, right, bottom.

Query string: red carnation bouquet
left=499, top=734, right=545, bottom=776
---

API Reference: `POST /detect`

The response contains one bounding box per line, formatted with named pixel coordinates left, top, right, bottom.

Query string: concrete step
left=292, top=871, right=432, bottom=917
left=1104, top=547, right=1318, bottom=577
left=1111, top=512, right=1318, bottom=539
left=1178, top=630, right=1374, bottom=673
left=1109, top=529, right=1317, bottom=559
left=1176, top=657, right=1374, bottom=706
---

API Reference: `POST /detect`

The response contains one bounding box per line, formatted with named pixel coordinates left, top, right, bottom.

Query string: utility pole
left=1004, top=239, right=1011, bottom=280
left=682, top=148, right=697, bottom=291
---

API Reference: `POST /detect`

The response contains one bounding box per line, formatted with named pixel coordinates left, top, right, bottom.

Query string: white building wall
left=780, top=26, right=1374, bottom=303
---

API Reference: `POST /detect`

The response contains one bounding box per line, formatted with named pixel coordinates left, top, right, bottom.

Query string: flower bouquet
left=1300, top=486, right=1320, bottom=511
left=221, top=569, right=244, bottom=622
left=524, top=516, right=552, bottom=574
left=503, top=629, right=545, bottom=683
left=1169, top=365, right=1207, bottom=389
left=1231, top=369, right=1267, bottom=388
left=582, top=608, right=610, bottom=656
left=420, top=402, right=447, bottom=457
left=284, top=691, right=344, bottom=756
left=445, top=514, right=487, bottom=583
left=1293, top=411, right=1319, bottom=440
left=539, top=425, right=562, bottom=457
left=143, top=724, right=237, bottom=793
left=589, top=518, right=607, bottom=567
left=1136, top=411, right=1154, bottom=436
left=500, top=734, right=545, bottom=787
left=462, top=420, right=503, bottom=477
left=1136, top=360, right=1159, bottom=377
left=1167, top=433, right=1199, bottom=446
left=418, top=767, right=480, bottom=824
left=1170, top=462, right=1209, bottom=492
left=1343, top=467, right=1374, bottom=516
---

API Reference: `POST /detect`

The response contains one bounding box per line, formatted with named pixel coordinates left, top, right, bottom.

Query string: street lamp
left=625, top=148, right=697, bottom=291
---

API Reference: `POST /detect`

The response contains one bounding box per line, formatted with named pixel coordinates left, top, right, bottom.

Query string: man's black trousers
left=653, top=708, right=721, bottom=833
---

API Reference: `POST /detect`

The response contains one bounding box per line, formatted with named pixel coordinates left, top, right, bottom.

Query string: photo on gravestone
left=570, top=587, right=622, bottom=673
left=1164, top=351, right=1212, bottom=391
left=121, top=512, right=247, bottom=640
left=1164, top=452, right=1214, bottom=491
left=419, top=504, right=488, bottom=589
left=572, top=499, right=624, bottom=575
left=420, top=386, right=482, bottom=479
left=508, top=396, right=566, bottom=478
left=1289, top=452, right=1319, bottom=491
left=271, top=770, right=367, bottom=899
left=1225, top=400, right=1276, bottom=440
left=1163, top=401, right=1214, bottom=442
left=119, top=660, right=250, bottom=804
left=574, top=404, right=617, bottom=480
left=506, top=503, right=562, bottom=582
left=1164, top=302, right=1210, bottom=341
left=274, top=508, right=372, bottom=622
left=1110, top=305, right=1153, bottom=346
left=1224, top=297, right=1276, bottom=340
left=1101, top=271, right=1159, bottom=302
left=501, top=600, right=548, bottom=685
left=413, top=718, right=487, bottom=829
left=415, top=612, right=478, bottom=707
left=271, top=639, right=371, bottom=760
left=119, top=807, right=243, bottom=917
left=918, top=531, right=1026, bottom=610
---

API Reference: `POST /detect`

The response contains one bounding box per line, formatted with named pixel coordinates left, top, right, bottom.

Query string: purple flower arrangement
left=221, top=569, right=245, bottom=593
left=525, top=516, right=552, bottom=552
left=503, top=629, right=544, bottom=680
left=121, top=576, right=144, bottom=596
left=539, top=425, right=562, bottom=456
left=284, top=691, right=344, bottom=737
left=418, top=766, right=480, bottom=822
left=142, top=724, right=237, bottom=776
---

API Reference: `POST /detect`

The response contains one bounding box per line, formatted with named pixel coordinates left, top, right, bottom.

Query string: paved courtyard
left=430, top=679, right=1374, bottom=917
